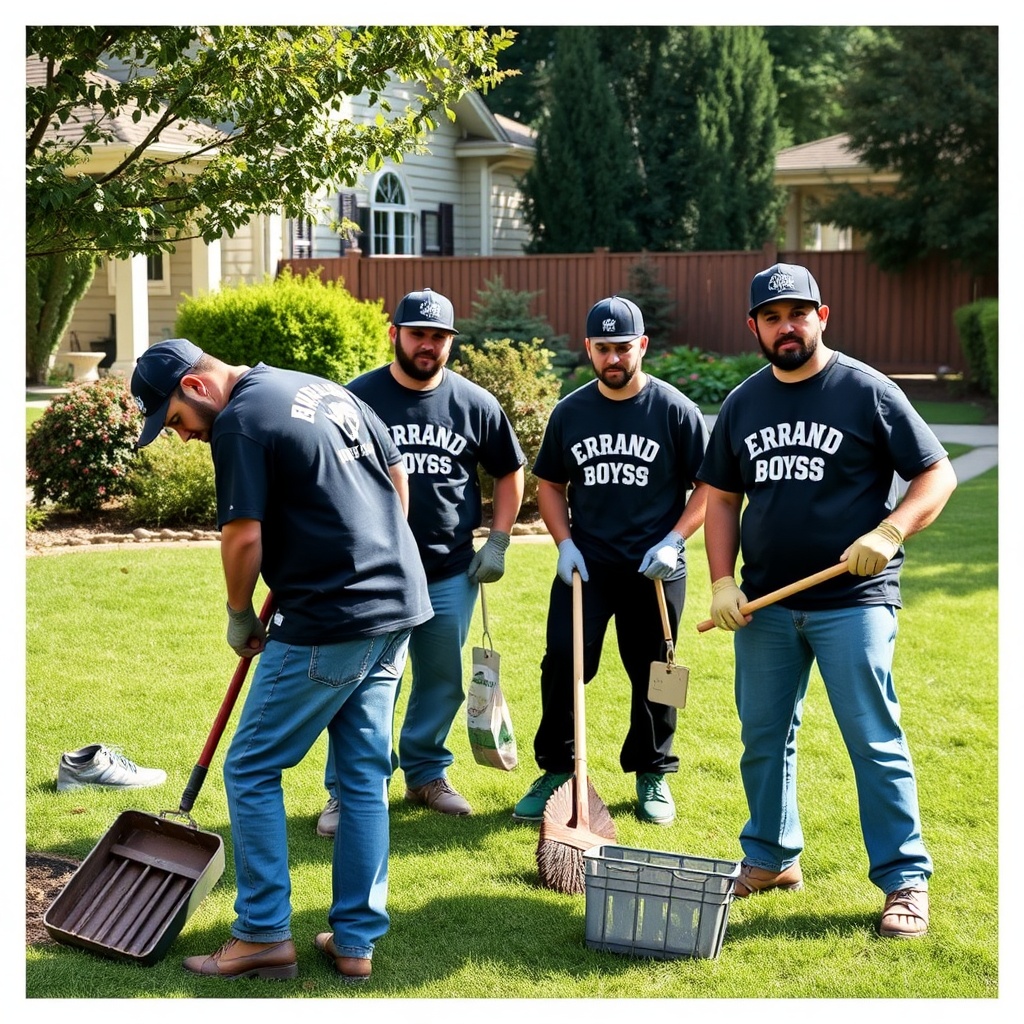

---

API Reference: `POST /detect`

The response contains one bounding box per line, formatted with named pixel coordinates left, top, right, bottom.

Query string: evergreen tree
left=818, top=26, right=997, bottom=276
left=520, top=27, right=641, bottom=253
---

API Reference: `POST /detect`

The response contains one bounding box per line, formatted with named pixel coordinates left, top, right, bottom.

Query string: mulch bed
left=26, top=853, right=81, bottom=946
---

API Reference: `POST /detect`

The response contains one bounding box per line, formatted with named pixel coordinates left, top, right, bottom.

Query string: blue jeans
left=224, top=628, right=410, bottom=957
left=732, top=603, right=931, bottom=894
left=326, top=572, right=477, bottom=795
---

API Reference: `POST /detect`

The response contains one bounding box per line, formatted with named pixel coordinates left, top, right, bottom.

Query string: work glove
left=844, top=520, right=904, bottom=576
left=467, top=530, right=511, bottom=584
left=226, top=602, right=266, bottom=658
left=556, top=538, right=589, bottom=586
left=710, top=576, right=748, bottom=631
left=638, top=531, right=684, bottom=579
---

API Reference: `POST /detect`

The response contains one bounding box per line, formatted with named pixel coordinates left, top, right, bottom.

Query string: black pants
left=533, top=562, right=684, bottom=776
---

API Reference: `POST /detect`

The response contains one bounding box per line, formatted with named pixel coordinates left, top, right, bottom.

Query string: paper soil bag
left=467, top=585, right=518, bottom=770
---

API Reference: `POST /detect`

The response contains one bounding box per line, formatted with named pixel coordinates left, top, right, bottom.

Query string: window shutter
left=356, top=206, right=371, bottom=255
left=339, top=193, right=358, bottom=252
left=439, top=203, right=454, bottom=256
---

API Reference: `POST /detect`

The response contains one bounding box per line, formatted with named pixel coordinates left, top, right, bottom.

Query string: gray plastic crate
left=583, top=845, right=741, bottom=960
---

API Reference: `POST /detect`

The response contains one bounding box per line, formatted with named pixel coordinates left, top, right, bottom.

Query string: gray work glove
left=638, top=531, right=684, bottom=579
left=556, top=538, right=589, bottom=586
left=467, top=530, right=511, bottom=584
left=226, top=602, right=266, bottom=658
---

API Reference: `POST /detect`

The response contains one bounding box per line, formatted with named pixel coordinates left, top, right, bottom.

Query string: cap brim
left=136, top=397, right=172, bottom=448
left=590, top=333, right=643, bottom=342
left=394, top=321, right=458, bottom=334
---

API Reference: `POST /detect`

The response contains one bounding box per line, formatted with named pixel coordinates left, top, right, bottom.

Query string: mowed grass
left=25, top=467, right=999, bottom=1004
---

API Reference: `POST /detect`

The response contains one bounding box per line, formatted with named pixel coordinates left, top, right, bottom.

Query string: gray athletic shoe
left=56, top=744, right=166, bottom=792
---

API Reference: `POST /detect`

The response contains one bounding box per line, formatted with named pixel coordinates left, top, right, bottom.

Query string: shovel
left=696, top=562, right=849, bottom=632
left=648, top=578, right=689, bottom=708
left=43, top=592, right=276, bottom=966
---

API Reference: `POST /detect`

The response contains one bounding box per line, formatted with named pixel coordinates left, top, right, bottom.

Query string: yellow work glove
left=844, top=520, right=905, bottom=576
left=710, top=576, right=748, bottom=631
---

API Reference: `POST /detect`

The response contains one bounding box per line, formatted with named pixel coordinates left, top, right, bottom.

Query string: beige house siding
left=490, top=168, right=530, bottom=255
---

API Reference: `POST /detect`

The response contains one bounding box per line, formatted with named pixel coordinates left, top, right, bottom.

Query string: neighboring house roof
left=27, top=55, right=222, bottom=172
left=451, top=89, right=536, bottom=160
left=775, top=132, right=898, bottom=187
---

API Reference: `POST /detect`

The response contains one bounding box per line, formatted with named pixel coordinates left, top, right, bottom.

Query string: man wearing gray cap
left=512, top=295, right=708, bottom=827
left=697, top=262, right=957, bottom=938
left=129, top=339, right=432, bottom=982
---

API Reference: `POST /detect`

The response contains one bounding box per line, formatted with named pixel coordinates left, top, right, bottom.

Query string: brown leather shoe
left=405, top=777, right=472, bottom=816
left=314, top=932, right=372, bottom=983
left=732, top=861, right=804, bottom=899
left=879, top=887, right=929, bottom=938
left=182, top=937, right=298, bottom=979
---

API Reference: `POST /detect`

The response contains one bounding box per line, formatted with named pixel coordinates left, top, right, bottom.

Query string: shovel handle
left=696, top=561, right=849, bottom=633
left=572, top=570, right=591, bottom=830
left=178, top=591, right=276, bottom=813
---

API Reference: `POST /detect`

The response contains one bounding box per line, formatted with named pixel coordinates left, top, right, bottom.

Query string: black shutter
left=338, top=193, right=357, bottom=253
left=439, top=202, right=454, bottom=256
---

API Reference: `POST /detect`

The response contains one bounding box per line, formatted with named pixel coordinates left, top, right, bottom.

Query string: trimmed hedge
left=953, top=298, right=998, bottom=398
left=174, top=268, right=391, bottom=384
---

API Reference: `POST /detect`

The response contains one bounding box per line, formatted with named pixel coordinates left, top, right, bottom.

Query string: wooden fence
left=280, top=246, right=997, bottom=376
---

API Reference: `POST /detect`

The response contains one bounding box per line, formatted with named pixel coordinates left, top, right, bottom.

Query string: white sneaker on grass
left=56, top=744, right=166, bottom=792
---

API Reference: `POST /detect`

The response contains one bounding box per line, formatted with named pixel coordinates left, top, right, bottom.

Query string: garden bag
left=467, top=584, right=518, bottom=770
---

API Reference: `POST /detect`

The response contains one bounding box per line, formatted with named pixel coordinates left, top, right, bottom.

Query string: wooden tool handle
left=654, top=578, right=675, bottom=661
left=572, top=570, right=590, bottom=829
left=696, top=561, right=849, bottom=633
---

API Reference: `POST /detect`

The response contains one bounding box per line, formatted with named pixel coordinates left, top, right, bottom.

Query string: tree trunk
left=26, top=251, right=98, bottom=385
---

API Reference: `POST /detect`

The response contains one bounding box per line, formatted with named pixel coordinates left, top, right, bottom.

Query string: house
left=773, top=132, right=898, bottom=252
left=29, top=55, right=536, bottom=379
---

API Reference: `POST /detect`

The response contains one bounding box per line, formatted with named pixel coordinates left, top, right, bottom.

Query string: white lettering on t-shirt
left=743, top=422, right=844, bottom=458
left=570, top=433, right=660, bottom=465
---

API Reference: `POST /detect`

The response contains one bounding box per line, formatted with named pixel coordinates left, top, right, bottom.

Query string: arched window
left=371, top=171, right=415, bottom=255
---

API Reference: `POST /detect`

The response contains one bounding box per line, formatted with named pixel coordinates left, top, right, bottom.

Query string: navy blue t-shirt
left=697, top=352, right=948, bottom=608
left=532, top=376, right=708, bottom=573
left=346, top=366, right=526, bottom=582
left=210, top=364, right=432, bottom=644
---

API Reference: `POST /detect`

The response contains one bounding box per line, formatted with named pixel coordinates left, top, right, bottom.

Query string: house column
left=478, top=163, right=492, bottom=256
left=191, top=235, right=222, bottom=295
left=109, top=255, right=150, bottom=377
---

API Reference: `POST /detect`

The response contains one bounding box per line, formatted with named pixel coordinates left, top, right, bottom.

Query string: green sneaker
left=512, top=772, right=573, bottom=822
left=636, top=772, right=675, bottom=825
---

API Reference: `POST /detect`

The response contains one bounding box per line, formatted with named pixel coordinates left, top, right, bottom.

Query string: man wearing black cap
left=316, top=287, right=526, bottom=830
left=512, top=295, right=708, bottom=826
left=697, top=262, right=957, bottom=938
left=130, top=339, right=432, bottom=981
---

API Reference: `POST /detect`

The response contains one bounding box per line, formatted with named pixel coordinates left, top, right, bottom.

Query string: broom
left=537, top=569, right=617, bottom=895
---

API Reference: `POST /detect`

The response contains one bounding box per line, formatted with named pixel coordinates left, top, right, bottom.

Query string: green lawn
left=25, top=466, right=999, bottom=1000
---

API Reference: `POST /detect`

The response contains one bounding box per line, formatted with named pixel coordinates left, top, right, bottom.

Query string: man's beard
left=757, top=331, right=818, bottom=371
left=596, top=363, right=635, bottom=389
left=175, top=388, right=218, bottom=439
left=395, top=340, right=446, bottom=382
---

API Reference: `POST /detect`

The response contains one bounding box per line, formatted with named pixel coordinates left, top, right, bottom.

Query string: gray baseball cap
left=748, top=263, right=822, bottom=317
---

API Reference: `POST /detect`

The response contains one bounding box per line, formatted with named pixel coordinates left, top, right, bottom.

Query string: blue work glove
left=638, top=531, right=684, bottom=579
left=556, top=538, right=589, bottom=586
left=467, top=530, right=511, bottom=584
left=225, top=602, right=266, bottom=658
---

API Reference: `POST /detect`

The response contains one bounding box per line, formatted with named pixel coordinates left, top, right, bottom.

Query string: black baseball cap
left=748, top=263, right=822, bottom=317
left=586, top=295, right=645, bottom=341
left=130, top=338, right=204, bottom=447
left=392, top=288, right=458, bottom=333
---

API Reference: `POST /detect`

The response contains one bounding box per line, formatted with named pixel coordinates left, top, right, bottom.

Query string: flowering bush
left=125, top=432, right=217, bottom=527
left=645, top=346, right=766, bottom=406
left=25, top=376, right=142, bottom=512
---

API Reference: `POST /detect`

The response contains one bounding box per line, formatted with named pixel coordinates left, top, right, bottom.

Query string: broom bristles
left=537, top=777, right=616, bottom=895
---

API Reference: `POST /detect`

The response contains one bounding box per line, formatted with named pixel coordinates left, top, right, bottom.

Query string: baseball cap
left=392, top=288, right=458, bottom=334
left=130, top=338, right=204, bottom=447
left=748, top=263, right=822, bottom=317
left=586, top=295, right=645, bottom=341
